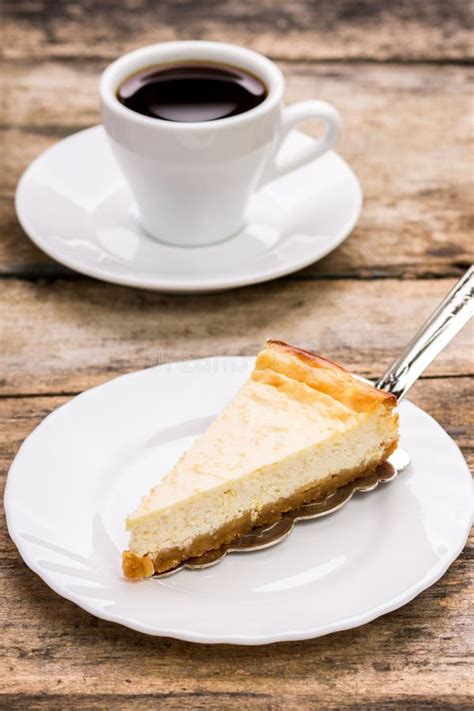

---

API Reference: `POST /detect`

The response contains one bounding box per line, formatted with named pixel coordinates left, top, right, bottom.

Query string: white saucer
left=15, top=126, right=362, bottom=292
left=5, top=358, right=472, bottom=644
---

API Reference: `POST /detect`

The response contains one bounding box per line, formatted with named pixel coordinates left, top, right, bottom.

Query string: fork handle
left=376, top=266, right=474, bottom=401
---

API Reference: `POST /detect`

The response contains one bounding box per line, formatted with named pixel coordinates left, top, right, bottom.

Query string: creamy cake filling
left=128, top=406, right=396, bottom=558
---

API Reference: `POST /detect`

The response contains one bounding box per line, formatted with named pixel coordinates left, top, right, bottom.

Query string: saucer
left=5, top=358, right=473, bottom=644
left=16, top=126, right=362, bottom=292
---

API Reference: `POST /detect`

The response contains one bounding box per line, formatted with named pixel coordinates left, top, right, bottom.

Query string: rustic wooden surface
left=1, top=1, right=473, bottom=708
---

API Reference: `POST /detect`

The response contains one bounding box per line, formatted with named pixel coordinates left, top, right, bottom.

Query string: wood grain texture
left=3, top=0, right=473, bottom=62
left=1, top=277, right=473, bottom=396
left=2, top=61, right=473, bottom=279
left=0, top=379, right=473, bottom=709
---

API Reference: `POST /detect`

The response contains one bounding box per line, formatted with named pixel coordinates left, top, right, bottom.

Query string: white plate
left=5, top=358, right=472, bottom=644
left=15, top=126, right=362, bottom=292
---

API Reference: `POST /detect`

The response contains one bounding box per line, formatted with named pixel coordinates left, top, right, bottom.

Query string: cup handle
left=259, top=100, right=341, bottom=187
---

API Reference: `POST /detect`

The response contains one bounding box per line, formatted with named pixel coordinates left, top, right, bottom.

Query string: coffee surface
left=117, top=62, right=267, bottom=122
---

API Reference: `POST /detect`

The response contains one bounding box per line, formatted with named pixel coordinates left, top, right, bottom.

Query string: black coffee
left=117, top=62, right=267, bottom=122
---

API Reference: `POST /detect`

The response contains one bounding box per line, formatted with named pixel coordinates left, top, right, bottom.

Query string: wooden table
left=2, top=1, right=473, bottom=707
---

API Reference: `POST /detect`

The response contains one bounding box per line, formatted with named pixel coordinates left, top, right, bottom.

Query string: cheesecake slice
left=123, top=341, right=398, bottom=580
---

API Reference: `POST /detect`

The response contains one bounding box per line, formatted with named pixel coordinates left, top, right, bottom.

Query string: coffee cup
left=100, top=41, right=341, bottom=247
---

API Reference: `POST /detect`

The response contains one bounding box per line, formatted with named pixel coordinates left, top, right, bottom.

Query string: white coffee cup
left=100, top=41, right=341, bottom=247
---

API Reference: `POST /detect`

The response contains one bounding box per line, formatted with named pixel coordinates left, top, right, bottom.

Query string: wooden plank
left=1, top=61, right=473, bottom=279
left=1, top=277, right=473, bottom=397
left=3, top=0, right=473, bottom=62
left=1, top=378, right=472, bottom=707
left=0, top=380, right=471, bottom=465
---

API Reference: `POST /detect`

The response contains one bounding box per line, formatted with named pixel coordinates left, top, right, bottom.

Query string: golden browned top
left=254, top=340, right=397, bottom=414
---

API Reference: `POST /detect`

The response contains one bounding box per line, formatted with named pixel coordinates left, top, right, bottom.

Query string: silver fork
left=154, top=267, right=474, bottom=577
